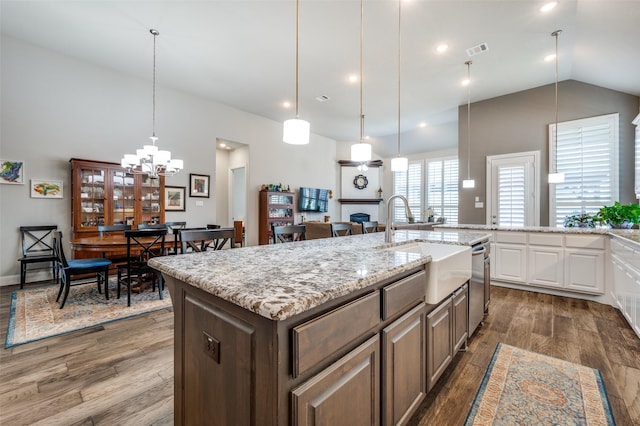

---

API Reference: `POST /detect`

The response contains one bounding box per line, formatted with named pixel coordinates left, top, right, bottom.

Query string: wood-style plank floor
left=1, top=283, right=638, bottom=425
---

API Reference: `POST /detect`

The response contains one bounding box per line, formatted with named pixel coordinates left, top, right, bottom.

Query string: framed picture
left=30, top=179, right=63, bottom=198
left=165, top=185, right=186, bottom=211
left=189, top=173, right=210, bottom=198
left=0, top=159, right=25, bottom=184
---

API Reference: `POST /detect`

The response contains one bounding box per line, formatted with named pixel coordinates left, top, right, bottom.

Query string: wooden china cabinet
left=70, top=158, right=165, bottom=243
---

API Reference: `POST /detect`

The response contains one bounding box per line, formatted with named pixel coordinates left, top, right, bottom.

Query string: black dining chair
left=97, top=224, right=131, bottom=237
left=52, top=231, right=112, bottom=309
left=137, top=223, right=168, bottom=230
left=272, top=225, right=306, bottom=243
left=180, top=228, right=235, bottom=253
left=18, top=225, right=59, bottom=289
left=165, top=222, right=187, bottom=254
left=117, top=229, right=166, bottom=306
left=331, top=222, right=353, bottom=237
left=361, top=221, right=379, bottom=234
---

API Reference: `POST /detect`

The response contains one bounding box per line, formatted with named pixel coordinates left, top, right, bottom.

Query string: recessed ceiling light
left=436, top=44, right=448, bottom=53
left=348, top=74, right=358, bottom=83
left=282, top=101, right=291, bottom=108
left=462, top=78, right=470, bottom=86
left=419, top=122, right=427, bottom=128
left=540, top=2, right=558, bottom=12
left=544, top=54, right=556, bottom=62
left=219, top=143, right=226, bottom=147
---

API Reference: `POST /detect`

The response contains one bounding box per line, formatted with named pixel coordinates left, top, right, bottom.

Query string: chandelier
left=121, top=29, right=183, bottom=178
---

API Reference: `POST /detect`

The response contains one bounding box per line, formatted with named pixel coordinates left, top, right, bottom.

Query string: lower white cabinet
left=494, top=244, right=527, bottom=283
left=528, top=246, right=563, bottom=288
left=565, top=249, right=605, bottom=293
left=611, top=238, right=640, bottom=338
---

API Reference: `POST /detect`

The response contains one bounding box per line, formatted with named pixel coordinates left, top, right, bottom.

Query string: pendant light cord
left=150, top=29, right=159, bottom=142
left=553, top=30, right=561, bottom=174
left=359, top=0, right=364, bottom=143
left=295, top=0, right=300, bottom=119
left=465, top=60, right=472, bottom=180
left=396, top=0, right=402, bottom=158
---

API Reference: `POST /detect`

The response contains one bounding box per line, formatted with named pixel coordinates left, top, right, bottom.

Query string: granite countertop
left=436, top=224, right=640, bottom=248
left=148, top=229, right=491, bottom=321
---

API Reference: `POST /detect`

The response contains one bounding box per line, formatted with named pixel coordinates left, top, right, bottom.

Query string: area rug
left=5, top=283, right=172, bottom=348
left=465, top=343, right=615, bottom=425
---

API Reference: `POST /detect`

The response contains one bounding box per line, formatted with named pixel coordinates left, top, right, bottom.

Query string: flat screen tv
left=299, top=187, right=329, bottom=213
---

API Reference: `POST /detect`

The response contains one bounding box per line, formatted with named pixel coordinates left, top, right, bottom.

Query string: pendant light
left=390, top=0, right=408, bottom=172
left=548, top=30, right=565, bottom=183
left=351, top=0, right=372, bottom=165
left=121, top=29, right=183, bottom=178
left=283, top=0, right=310, bottom=145
left=462, top=60, right=475, bottom=189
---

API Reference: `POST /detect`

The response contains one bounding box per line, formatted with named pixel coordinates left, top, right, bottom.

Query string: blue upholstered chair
left=52, top=231, right=112, bottom=309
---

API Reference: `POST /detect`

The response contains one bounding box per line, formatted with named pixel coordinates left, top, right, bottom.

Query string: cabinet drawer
left=565, top=235, right=605, bottom=249
left=495, top=232, right=527, bottom=244
left=528, top=233, right=563, bottom=246
left=381, top=271, right=426, bottom=320
left=292, top=291, right=380, bottom=377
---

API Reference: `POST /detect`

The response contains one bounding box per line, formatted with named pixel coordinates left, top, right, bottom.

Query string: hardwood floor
left=1, top=283, right=638, bottom=425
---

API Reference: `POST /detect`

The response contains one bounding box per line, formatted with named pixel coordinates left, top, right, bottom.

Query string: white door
left=486, top=151, right=540, bottom=227
left=231, top=166, right=246, bottom=223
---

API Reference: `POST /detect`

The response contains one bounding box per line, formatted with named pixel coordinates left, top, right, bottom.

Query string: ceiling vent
left=315, top=95, right=330, bottom=102
left=466, top=43, right=489, bottom=57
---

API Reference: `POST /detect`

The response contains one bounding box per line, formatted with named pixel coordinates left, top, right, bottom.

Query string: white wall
left=0, top=36, right=337, bottom=284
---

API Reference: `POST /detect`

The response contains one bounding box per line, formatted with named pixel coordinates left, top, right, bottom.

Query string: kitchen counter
left=148, top=229, right=490, bottom=320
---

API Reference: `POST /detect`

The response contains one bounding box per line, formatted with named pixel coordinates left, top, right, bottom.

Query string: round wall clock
left=353, top=174, right=368, bottom=190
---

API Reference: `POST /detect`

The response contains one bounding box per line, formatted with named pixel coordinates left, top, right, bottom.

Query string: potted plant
left=597, top=202, right=640, bottom=229
left=563, top=213, right=599, bottom=228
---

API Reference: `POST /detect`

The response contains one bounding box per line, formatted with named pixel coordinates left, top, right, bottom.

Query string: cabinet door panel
left=528, top=246, right=563, bottom=288
left=494, top=244, right=527, bottom=283
left=427, top=299, right=453, bottom=391
left=452, top=286, right=468, bottom=352
left=564, top=249, right=605, bottom=294
left=291, top=335, right=380, bottom=426
left=382, top=303, right=426, bottom=426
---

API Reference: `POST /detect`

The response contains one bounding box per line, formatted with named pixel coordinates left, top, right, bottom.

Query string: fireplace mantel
left=337, top=198, right=383, bottom=205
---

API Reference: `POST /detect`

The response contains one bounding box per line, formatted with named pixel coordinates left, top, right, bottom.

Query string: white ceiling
left=2, top=1, right=639, bottom=158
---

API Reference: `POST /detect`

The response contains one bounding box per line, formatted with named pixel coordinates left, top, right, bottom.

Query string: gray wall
left=458, top=80, right=639, bottom=225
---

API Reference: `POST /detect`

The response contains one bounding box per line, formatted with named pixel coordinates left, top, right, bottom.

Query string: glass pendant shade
left=351, top=142, right=372, bottom=162
left=391, top=156, right=408, bottom=172
left=548, top=172, right=565, bottom=183
left=283, top=118, right=310, bottom=145
left=462, top=179, right=476, bottom=189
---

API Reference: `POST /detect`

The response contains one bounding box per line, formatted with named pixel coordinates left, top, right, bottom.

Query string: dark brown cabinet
left=70, top=158, right=164, bottom=239
left=259, top=191, right=294, bottom=245
left=426, top=297, right=453, bottom=391
left=382, top=303, right=427, bottom=426
left=452, top=284, right=469, bottom=353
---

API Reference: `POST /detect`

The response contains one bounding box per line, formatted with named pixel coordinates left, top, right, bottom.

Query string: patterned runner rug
left=465, top=343, right=615, bottom=425
left=5, top=283, right=171, bottom=348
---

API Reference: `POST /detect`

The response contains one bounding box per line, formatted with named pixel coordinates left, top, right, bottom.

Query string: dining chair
left=117, top=229, right=167, bottom=306
left=272, top=225, right=306, bottom=243
left=361, top=221, right=379, bottom=234
left=18, top=225, right=58, bottom=289
left=52, top=231, right=112, bottom=309
left=330, top=222, right=353, bottom=237
left=234, top=220, right=244, bottom=247
left=137, top=223, right=168, bottom=230
left=206, top=224, right=221, bottom=229
left=97, top=224, right=131, bottom=237
left=165, top=221, right=187, bottom=254
left=180, top=228, right=235, bottom=253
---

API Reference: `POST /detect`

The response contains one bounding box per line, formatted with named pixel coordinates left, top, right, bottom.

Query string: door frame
left=485, top=150, right=540, bottom=226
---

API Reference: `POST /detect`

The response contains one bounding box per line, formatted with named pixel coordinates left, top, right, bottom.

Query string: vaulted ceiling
left=2, top=1, right=639, bottom=157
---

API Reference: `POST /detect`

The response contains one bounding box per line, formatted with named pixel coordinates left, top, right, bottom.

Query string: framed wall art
left=165, top=185, right=186, bottom=211
left=189, top=173, right=210, bottom=198
left=30, top=179, right=64, bottom=198
left=0, top=159, right=25, bottom=184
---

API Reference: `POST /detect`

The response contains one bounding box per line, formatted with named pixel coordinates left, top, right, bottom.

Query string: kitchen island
left=149, top=230, right=490, bottom=426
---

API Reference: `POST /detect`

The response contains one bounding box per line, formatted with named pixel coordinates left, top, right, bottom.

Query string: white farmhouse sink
left=386, top=242, right=472, bottom=304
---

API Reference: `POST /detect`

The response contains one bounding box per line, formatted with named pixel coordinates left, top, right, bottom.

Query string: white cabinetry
left=564, top=235, right=606, bottom=294
left=493, top=232, right=527, bottom=283
left=528, top=233, right=564, bottom=288
left=611, top=237, right=640, bottom=338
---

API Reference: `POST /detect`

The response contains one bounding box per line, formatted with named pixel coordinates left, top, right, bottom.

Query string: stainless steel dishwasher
left=469, top=240, right=490, bottom=337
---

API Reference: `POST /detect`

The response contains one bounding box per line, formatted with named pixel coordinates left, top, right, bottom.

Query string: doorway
left=486, top=151, right=540, bottom=227
left=231, top=166, right=246, bottom=224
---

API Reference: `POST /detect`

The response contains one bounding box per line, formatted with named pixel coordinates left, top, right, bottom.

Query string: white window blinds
left=427, top=158, right=459, bottom=224
left=634, top=114, right=640, bottom=199
left=392, top=161, right=422, bottom=222
left=498, top=165, right=525, bottom=227
left=550, top=113, right=619, bottom=226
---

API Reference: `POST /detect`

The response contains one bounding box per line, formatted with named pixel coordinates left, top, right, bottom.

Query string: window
left=392, top=156, right=459, bottom=224
left=392, top=161, right=422, bottom=222
left=550, top=113, right=619, bottom=226
left=634, top=113, right=640, bottom=199
left=427, top=158, right=459, bottom=224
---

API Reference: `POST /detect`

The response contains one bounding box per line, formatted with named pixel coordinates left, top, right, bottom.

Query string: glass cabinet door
left=268, top=193, right=294, bottom=219
left=111, top=170, right=135, bottom=226
left=140, top=175, right=162, bottom=225
left=79, top=167, right=106, bottom=229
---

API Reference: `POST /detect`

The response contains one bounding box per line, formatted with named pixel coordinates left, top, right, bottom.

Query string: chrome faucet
left=385, top=194, right=414, bottom=243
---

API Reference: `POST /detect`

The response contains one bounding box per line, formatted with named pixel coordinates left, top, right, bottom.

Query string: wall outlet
left=195, top=200, right=204, bottom=207
left=203, top=331, right=220, bottom=363
left=475, top=202, right=484, bottom=208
